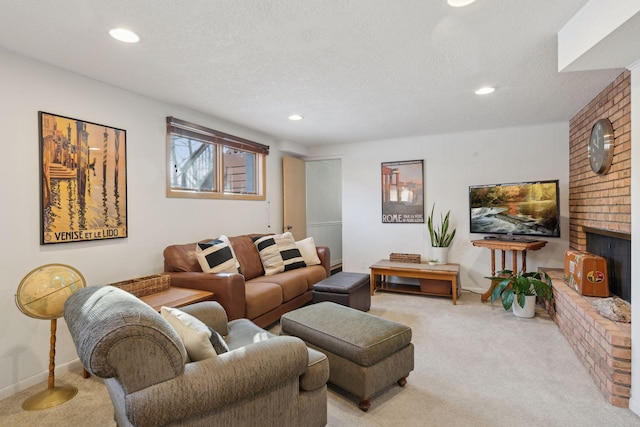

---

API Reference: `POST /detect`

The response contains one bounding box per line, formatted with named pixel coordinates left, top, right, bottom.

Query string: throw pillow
left=207, top=326, right=230, bottom=354
left=196, top=235, right=240, bottom=274
left=253, top=235, right=284, bottom=275
left=219, top=235, right=241, bottom=271
left=253, top=232, right=307, bottom=276
left=295, top=237, right=321, bottom=266
left=161, top=306, right=217, bottom=361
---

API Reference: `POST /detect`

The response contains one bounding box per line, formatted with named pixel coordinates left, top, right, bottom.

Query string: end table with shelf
left=369, top=259, right=460, bottom=305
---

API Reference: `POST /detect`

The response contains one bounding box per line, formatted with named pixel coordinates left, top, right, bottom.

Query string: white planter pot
left=430, top=247, right=449, bottom=265
left=512, top=295, right=536, bottom=318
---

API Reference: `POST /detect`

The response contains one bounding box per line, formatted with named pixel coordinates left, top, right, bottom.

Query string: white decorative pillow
left=196, top=235, right=240, bottom=274
left=295, top=237, right=321, bottom=266
left=161, top=306, right=217, bottom=361
left=253, top=232, right=307, bottom=276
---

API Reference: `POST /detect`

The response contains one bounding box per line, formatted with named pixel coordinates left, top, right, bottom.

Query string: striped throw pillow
left=196, top=236, right=240, bottom=274
left=253, top=232, right=307, bottom=276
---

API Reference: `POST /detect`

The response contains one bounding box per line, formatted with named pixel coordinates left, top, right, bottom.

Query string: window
left=167, top=117, right=268, bottom=200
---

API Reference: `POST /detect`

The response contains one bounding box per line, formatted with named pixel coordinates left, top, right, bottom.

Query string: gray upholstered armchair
left=64, top=285, right=328, bottom=427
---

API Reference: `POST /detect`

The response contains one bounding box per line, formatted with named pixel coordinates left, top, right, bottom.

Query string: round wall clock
left=588, top=118, right=614, bottom=175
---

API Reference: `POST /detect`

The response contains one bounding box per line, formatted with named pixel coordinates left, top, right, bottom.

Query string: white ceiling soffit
left=558, top=0, right=640, bottom=72
left=0, top=0, right=626, bottom=146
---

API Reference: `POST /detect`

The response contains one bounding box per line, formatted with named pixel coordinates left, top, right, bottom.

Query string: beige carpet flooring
left=1, top=290, right=639, bottom=426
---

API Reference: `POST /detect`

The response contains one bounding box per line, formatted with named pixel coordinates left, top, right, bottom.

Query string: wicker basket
left=110, top=274, right=170, bottom=298
left=389, top=253, right=421, bottom=264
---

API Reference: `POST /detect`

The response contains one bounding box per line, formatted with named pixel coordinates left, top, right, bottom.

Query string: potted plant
left=486, top=270, right=553, bottom=318
left=427, top=204, right=456, bottom=264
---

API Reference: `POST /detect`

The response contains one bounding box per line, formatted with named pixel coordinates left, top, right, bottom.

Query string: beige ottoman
left=281, top=302, right=414, bottom=411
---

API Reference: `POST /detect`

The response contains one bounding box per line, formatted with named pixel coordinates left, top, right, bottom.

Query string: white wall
left=0, top=48, right=287, bottom=398
left=308, top=123, right=570, bottom=293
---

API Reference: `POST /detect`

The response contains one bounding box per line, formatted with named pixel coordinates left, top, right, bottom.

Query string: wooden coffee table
left=369, top=259, right=460, bottom=305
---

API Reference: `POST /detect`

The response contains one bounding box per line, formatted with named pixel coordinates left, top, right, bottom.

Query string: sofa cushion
left=254, top=232, right=306, bottom=276
left=296, top=237, right=322, bottom=266
left=250, top=266, right=325, bottom=301
left=195, top=236, right=240, bottom=274
left=161, top=306, right=217, bottom=361
left=244, top=281, right=283, bottom=320
left=229, top=235, right=265, bottom=281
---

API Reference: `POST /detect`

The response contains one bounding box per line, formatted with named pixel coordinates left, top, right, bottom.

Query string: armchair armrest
left=165, top=271, right=246, bottom=321
left=64, top=286, right=188, bottom=394
left=180, top=301, right=229, bottom=336
left=125, top=336, right=310, bottom=427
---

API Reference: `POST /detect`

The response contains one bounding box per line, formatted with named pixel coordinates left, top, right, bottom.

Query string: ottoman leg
left=397, top=375, right=408, bottom=387
left=358, top=398, right=371, bottom=412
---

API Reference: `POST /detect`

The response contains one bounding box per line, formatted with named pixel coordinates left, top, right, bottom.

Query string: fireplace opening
left=585, top=227, right=631, bottom=303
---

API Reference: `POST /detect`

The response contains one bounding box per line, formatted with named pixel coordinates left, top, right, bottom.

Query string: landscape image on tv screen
left=469, top=180, right=560, bottom=237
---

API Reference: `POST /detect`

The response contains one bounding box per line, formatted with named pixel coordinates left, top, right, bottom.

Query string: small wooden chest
left=564, top=250, right=609, bottom=297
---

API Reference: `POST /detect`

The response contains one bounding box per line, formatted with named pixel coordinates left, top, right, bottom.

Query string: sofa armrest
left=124, top=336, right=310, bottom=426
left=165, top=272, right=246, bottom=321
left=316, top=246, right=331, bottom=277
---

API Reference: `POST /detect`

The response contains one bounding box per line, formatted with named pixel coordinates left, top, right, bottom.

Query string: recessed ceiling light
left=475, top=87, right=495, bottom=95
left=109, top=28, right=140, bottom=43
left=448, top=0, right=476, bottom=7
left=288, top=114, right=304, bottom=121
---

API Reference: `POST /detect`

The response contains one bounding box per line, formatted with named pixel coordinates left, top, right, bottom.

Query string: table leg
left=482, top=250, right=498, bottom=302
left=370, top=273, right=375, bottom=296
left=452, top=275, right=458, bottom=305
left=490, top=249, right=496, bottom=276
left=522, top=249, right=527, bottom=272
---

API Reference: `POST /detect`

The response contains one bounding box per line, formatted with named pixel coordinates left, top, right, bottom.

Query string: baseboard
left=629, top=396, right=640, bottom=416
left=0, top=358, right=83, bottom=401
left=462, top=286, right=487, bottom=295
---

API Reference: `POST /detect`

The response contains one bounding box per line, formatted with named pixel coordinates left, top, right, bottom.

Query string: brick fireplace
left=558, top=69, right=632, bottom=407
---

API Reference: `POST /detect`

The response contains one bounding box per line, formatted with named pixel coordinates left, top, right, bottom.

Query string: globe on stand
left=15, top=263, right=86, bottom=410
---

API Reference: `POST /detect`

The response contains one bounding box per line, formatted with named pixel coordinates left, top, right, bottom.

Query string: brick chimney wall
left=561, top=70, right=632, bottom=407
left=569, top=70, right=631, bottom=250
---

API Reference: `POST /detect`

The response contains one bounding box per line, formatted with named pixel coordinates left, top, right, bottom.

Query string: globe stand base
left=22, top=385, right=77, bottom=411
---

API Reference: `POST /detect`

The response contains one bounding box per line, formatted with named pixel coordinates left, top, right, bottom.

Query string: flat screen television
left=469, top=179, right=560, bottom=239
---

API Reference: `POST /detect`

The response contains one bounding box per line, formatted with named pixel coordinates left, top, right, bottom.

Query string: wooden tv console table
left=471, top=239, right=547, bottom=302
left=369, top=259, right=460, bottom=305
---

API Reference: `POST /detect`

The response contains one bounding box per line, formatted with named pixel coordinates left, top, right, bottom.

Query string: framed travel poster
left=381, top=159, right=424, bottom=223
left=39, top=112, right=127, bottom=244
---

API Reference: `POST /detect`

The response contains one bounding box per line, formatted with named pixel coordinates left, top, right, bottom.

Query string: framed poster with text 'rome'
left=381, top=159, right=424, bottom=223
left=39, top=112, right=127, bottom=244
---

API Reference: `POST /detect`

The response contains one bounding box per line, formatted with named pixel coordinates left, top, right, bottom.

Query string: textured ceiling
left=0, top=0, right=624, bottom=145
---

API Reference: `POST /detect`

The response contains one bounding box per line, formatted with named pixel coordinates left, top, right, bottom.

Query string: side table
left=471, top=239, right=547, bottom=302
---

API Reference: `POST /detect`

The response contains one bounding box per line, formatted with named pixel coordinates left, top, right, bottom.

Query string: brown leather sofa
left=164, top=234, right=330, bottom=328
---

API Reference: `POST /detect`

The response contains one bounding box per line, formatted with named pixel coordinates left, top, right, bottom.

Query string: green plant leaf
left=428, top=203, right=456, bottom=247
left=501, top=288, right=514, bottom=310
left=516, top=292, right=526, bottom=309
left=490, top=279, right=510, bottom=303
